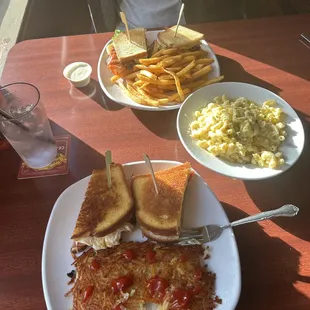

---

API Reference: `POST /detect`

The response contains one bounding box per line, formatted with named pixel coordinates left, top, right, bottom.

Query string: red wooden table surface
left=1, top=14, right=310, bottom=310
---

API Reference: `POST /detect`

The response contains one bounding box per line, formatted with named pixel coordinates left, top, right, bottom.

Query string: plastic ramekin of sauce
left=63, top=62, right=92, bottom=88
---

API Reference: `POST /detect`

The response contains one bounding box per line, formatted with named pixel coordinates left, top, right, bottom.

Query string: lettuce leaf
left=112, top=29, right=122, bottom=41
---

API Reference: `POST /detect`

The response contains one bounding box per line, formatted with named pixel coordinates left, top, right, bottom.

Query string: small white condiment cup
left=63, top=62, right=92, bottom=88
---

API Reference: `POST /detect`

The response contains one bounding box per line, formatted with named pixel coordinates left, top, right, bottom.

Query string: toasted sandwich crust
left=71, top=164, right=134, bottom=240
left=131, top=162, right=191, bottom=236
left=157, top=25, right=204, bottom=49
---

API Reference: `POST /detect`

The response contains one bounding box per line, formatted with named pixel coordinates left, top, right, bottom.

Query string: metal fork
left=299, top=33, right=310, bottom=50
left=179, top=204, right=299, bottom=245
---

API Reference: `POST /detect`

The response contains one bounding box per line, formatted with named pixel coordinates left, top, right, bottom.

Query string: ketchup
left=170, top=289, right=191, bottom=308
left=123, top=249, right=135, bottom=261
left=82, top=285, right=94, bottom=303
left=179, top=255, right=188, bottom=263
left=90, top=259, right=100, bottom=271
left=194, top=268, right=203, bottom=280
left=147, top=277, right=169, bottom=301
left=111, top=276, right=133, bottom=293
left=189, top=283, right=202, bottom=295
left=171, top=289, right=191, bottom=308
left=146, top=249, right=156, bottom=263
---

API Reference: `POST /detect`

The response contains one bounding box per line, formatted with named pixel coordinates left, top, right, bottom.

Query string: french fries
left=110, top=45, right=224, bottom=107
left=152, top=47, right=178, bottom=58
left=123, top=71, right=139, bottom=80
left=176, top=60, right=196, bottom=77
left=164, top=69, right=184, bottom=101
left=158, top=74, right=174, bottom=80
left=133, top=80, right=144, bottom=87
left=137, top=74, right=176, bottom=85
left=191, top=65, right=212, bottom=79
left=135, top=64, right=165, bottom=73
left=196, top=58, right=214, bottom=65
left=139, top=70, right=158, bottom=81
left=117, top=81, right=147, bottom=105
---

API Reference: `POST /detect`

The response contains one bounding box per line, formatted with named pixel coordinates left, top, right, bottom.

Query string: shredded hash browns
left=66, top=241, right=221, bottom=309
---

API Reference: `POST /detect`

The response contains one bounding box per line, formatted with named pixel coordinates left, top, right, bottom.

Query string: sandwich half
left=157, top=25, right=204, bottom=49
left=71, top=164, right=134, bottom=251
left=131, top=162, right=191, bottom=242
left=107, top=28, right=147, bottom=76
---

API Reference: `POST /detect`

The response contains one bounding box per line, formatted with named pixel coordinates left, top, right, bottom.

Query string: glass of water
left=0, top=82, right=57, bottom=168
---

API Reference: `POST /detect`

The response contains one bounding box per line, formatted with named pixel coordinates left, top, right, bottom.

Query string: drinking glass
left=0, top=82, right=57, bottom=168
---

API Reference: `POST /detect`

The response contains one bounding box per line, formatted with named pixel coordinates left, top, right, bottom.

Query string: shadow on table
left=72, top=78, right=124, bottom=111
left=0, top=121, right=107, bottom=186
left=221, top=202, right=310, bottom=309
left=51, top=121, right=107, bottom=182
left=131, top=109, right=179, bottom=140
left=244, top=110, right=310, bottom=241
left=0, top=118, right=111, bottom=310
left=218, top=55, right=282, bottom=94
left=0, top=121, right=106, bottom=253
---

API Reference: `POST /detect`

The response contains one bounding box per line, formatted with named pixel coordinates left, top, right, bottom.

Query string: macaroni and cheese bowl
left=177, top=82, right=305, bottom=180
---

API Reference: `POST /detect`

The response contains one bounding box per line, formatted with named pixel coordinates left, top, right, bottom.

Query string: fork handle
left=224, top=204, right=299, bottom=229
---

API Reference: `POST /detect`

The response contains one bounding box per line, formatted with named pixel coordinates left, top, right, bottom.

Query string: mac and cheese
left=190, top=95, right=286, bottom=169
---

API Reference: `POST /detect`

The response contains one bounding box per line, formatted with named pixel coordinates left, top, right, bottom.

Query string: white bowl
left=177, top=82, right=305, bottom=180
left=97, top=30, right=221, bottom=111
left=63, top=62, right=92, bottom=88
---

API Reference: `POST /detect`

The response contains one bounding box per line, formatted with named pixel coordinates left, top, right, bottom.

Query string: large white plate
left=97, top=30, right=220, bottom=111
left=42, top=160, right=241, bottom=310
left=177, top=82, right=305, bottom=180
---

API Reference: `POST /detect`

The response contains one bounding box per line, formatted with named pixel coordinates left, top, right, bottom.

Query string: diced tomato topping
left=82, top=285, right=94, bottom=303
left=146, top=249, right=156, bottom=263
left=170, top=289, right=191, bottom=308
left=111, top=276, right=133, bottom=294
left=90, top=259, right=100, bottom=271
left=147, top=277, right=169, bottom=301
left=194, top=268, right=203, bottom=280
left=123, top=249, right=135, bottom=261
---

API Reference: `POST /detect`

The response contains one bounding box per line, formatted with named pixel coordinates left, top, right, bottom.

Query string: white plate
left=177, top=82, right=305, bottom=180
left=42, top=160, right=241, bottom=310
left=97, top=30, right=220, bottom=111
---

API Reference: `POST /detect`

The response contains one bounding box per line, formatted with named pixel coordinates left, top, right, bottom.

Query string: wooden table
left=1, top=14, right=310, bottom=310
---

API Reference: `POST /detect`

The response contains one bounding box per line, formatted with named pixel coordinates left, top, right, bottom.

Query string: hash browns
left=67, top=241, right=221, bottom=309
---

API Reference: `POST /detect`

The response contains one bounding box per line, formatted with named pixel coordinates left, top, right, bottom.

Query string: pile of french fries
left=111, top=47, right=224, bottom=107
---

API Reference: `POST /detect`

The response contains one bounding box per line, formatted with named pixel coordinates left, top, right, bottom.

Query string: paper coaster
left=17, top=135, right=70, bottom=179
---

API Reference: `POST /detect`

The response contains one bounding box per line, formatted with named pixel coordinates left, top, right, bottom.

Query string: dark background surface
left=17, top=0, right=310, bottom=42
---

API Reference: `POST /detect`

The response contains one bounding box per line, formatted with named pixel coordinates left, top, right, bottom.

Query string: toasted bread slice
left=113, top=28, right=147, bottom=63
left=71, top=164, right=134, bottom=240
left=157, top=25, right=204, bottom=49
left=131, top=162, right=191, bottom=239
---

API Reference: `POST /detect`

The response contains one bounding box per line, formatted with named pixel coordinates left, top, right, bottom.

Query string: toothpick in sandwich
left=120, top=12, right=131, bottom=42
left=143, top=154, right=159, bottom=194
left=105, top=150, right=112, bottom=188
left=174, top=3, right=185, bottom=38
